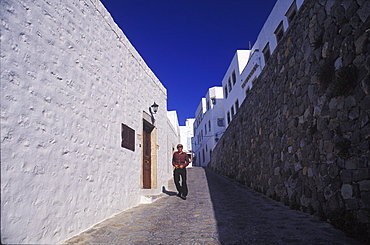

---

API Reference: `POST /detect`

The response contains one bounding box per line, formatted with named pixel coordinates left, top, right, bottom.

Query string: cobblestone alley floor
left=63, top=167, right=362, bottom=245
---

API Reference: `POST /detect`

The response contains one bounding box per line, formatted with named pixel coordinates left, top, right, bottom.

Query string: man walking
left=172, top=144, right=190, bottom=200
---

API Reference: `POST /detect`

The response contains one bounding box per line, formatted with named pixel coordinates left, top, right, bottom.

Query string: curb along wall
left=209, top=0, right=370, bottom=241
left=1, top=0, right=173, bottom=244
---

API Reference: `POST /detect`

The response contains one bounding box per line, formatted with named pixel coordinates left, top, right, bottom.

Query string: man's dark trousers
left=174, top=168, right=188, bottom=197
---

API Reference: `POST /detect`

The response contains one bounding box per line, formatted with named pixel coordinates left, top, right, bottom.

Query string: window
left=235, top=99, right=239, bottom=111
left=205, top=124, right=207, bottom=134
left=262, top=43, right=271, bottom=63
left=251, top=77, right=257, bottom=87
left=232, top=71, right=236, bottom=85
left=208, top=120, right=211, bottom=132
left=231, top=106, right=235, bottom=118
left=224, top=85, right=228, bottom=99
left=121, top=123, right=135, bottom=151
left=274, top=21, right=284, bottom=43
left=285, top=0, right=297, bottom=25
left=228, top=78, right=232, bottom=92
left=227, top=111, right=231, bottom=124
left=211, top=97, right=216, bottom=105
left=217, top=118, right=225, bottom=127
left=246, top=87, right=250, bottom=96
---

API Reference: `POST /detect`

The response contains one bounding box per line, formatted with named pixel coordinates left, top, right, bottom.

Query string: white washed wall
left=192, top=87, right=224, bottom=166
left=252, top=0, right=305, bottom=67
left=221, top=50, right=250, bottom=128
left=0, top=0, right=174, bottom=244
left=179, top=118, right=195, bottom=152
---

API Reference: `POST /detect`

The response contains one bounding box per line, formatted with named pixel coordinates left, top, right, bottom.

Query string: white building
left=0, top=0, right=179, bottom=244
left=192, top=87, right=225, bottom=167
left=250, top=0, right=305, bottom=69
left=223, top=0, right=305, bottom=127
left=179, top=118, right=195, bottom=166
left=222, top=50, right=251, bottom=127
left=167, top=111, right=181, bottom=139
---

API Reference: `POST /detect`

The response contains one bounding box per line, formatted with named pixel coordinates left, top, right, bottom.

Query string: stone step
left=140, top=194, right=165, bottom=204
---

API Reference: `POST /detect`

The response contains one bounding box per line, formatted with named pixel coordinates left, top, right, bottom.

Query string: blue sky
left=100, top=0, right=277, bottom=125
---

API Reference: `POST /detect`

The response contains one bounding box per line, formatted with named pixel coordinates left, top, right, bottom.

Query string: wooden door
left=143, top=123, right=152, bottom=189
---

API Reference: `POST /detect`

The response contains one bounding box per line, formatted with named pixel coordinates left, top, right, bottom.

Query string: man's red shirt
left=172, top=151, right=190, bottom=167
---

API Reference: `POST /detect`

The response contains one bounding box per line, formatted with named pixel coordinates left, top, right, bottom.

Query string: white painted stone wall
left=0, top=0, right=176, bottom=244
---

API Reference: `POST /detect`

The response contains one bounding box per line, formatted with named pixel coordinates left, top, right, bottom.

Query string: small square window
left=121, top=123, right=135, bottom=151
left=211, top=98, right=216, bottom=105
left=217, top=118, right=225, bottom=127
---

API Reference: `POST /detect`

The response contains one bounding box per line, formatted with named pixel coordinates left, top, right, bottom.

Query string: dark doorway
left=143, top=120, right=154, bottom=189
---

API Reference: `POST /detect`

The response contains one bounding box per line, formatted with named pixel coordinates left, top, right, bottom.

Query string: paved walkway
left=64, top=167, right=361, bottom=245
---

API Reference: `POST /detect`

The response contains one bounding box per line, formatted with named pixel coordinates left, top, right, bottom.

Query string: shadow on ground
left=162, top=186, right=178, bottom=196
left=202, top=167, right=362, bottom=245
left=203, top=167, right=274, bottom=244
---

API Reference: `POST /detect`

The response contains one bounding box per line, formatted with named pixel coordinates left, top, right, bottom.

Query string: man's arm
left=184, top=154, right=190, bottom=167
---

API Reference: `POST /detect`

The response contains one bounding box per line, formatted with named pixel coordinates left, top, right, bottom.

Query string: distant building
left=192, top=87, right=225, bottom=167
left=167, top=110, right=182, bottom=158
left=179, top=118, right=195, bottom=166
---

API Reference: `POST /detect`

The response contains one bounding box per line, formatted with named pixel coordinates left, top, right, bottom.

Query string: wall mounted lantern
left=151, top=102, right=159, bottom=114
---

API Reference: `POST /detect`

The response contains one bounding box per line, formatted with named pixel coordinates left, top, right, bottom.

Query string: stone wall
left=1, top=0, right=175, bottom=244
left=209, top=0, right=370, bottom=241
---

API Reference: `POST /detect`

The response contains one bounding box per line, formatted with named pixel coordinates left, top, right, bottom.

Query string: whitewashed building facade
left=1, top=0, right=178, bottom=244
left=192, top=87, right=225, bottom=167
left=179, top=118, right=195, bottom=166
left=223, top=0, right=305, bottom=127
left=222, top=50, right=251, bottom=127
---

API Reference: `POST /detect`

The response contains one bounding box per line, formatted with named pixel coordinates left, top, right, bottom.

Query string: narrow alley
left=64, top=167, right=361, bottom=245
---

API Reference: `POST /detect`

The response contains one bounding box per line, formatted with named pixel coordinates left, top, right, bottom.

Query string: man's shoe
left=177, top=193, right=181, bottom=197
left=181, top=194, right=187, bottom=200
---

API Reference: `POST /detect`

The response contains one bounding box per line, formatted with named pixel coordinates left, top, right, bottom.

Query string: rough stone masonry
left=209, top=0, right=370, bottom=242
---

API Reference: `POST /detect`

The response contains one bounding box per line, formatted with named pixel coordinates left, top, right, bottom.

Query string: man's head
left=177, top=144, right=183, bottom=150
